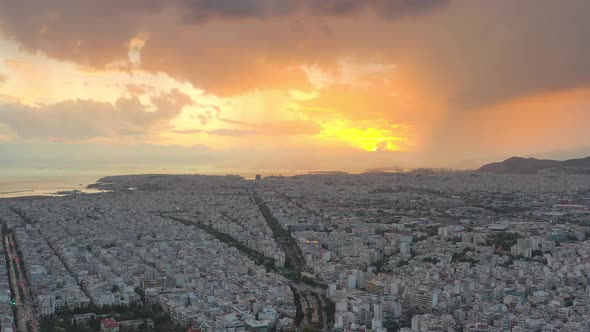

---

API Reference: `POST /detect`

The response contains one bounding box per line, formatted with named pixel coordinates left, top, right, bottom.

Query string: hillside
left=478, top=156, right=590, bottom=174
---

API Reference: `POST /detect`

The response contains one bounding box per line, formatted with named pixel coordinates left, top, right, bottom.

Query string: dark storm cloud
left=181, top=0, right=449, bottom=21
left=308, top=0, right=449, bottom=19
left=0, top=0, right=449, bottom=26
left=0, top=0, right=449, bottom=91
left=0, top=90, right=192, bottom=140
left=1, top=0, right=589, bottom=111
left=371, top=0, right=449, bottom=19
left=182, top=0, right=275, bottom=21
left=439, top=0, right=590, bottom=111
left=0, top=0, right=162, bottom=67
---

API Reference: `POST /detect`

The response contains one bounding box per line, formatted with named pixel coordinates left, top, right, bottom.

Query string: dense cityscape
left=1, top=0, right=589, bottom=331
left=0, top=172, right=589, bottom=331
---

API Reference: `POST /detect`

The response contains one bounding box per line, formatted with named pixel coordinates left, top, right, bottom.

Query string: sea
left=0, top=169, right=107, bottom=198
left=0, top=166, right=317, bottom=198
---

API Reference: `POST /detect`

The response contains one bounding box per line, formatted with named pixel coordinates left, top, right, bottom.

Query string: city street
left=5, top=233, right=38, bottom=332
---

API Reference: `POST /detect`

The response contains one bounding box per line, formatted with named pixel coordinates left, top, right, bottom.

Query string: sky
left=0, top=0, right=589, bottom=173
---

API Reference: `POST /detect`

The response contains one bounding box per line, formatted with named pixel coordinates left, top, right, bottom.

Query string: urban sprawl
left=1, top=172, right=590, bottom=332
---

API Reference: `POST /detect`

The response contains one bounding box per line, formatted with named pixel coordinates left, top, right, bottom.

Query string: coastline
left=0, top=195, right=54, bottom=201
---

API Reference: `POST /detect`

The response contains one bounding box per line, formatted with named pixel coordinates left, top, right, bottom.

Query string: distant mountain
left=478, top=156, right=590, bottom=174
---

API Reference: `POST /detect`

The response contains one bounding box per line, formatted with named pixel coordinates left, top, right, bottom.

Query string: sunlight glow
left=318, top=120, right=407, bottom=152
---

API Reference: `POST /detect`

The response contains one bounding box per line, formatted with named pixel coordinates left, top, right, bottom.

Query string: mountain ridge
left=478, top=156, right=590, bottom=174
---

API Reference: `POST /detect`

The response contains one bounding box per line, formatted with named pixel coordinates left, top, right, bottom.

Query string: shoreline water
left=0, top=186, right=106, bottom=199
left=0, top=172, right=105, bottom=199
left=0, top=190, right=34, bottom=195
left=0, top=167, right=346, bottom=198
left=0, top=166, right=371, bottom=199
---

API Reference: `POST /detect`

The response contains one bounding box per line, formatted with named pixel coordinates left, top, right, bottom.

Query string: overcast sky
left=1, top=0, right=589, bottom=172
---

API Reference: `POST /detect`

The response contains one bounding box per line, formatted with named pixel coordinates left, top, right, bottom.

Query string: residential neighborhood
left=0, top=172, right=589, bottom=331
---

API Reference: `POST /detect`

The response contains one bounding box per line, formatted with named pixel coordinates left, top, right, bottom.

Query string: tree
left=383, top=315, right=400, bottom=332
left=486, top=231, right=522, bottom=252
